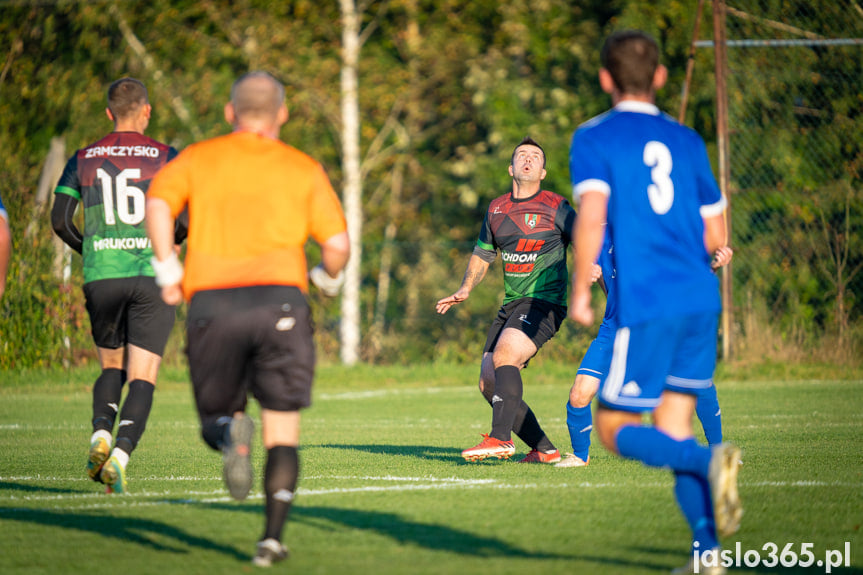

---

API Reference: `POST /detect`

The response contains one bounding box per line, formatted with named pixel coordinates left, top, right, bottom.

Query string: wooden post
left=713, top=0, right=733, bottom=359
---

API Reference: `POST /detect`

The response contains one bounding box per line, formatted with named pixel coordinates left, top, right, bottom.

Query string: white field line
left=6, top=419, right=861, bottom=433
left=1, top=475, right=860, bottom=513
left=0, top=422, right=199, bottom=431
left=0, top=476, right=220, bottom=482
left=315, top=386, right=474, bottom=401
left=0, top=480, right=665, bottom=512
left=0, top=387, right=472, bottom=431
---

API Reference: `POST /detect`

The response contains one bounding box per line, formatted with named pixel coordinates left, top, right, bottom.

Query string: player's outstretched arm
left=436, top=254, right=489, bottom=315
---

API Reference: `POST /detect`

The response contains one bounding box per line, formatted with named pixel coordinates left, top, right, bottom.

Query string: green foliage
left=0, top=0, right=859, bottom=368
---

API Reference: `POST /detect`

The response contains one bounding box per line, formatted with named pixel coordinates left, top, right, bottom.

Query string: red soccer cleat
left=461, top=434, right=516, bottom=462
left=518, top=448, right=562, bottom=464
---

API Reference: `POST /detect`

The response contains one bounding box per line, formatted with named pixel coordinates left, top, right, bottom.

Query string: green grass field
left=1, top=363, right=861, bottom=574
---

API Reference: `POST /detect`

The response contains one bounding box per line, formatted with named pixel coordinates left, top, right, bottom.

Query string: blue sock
left=696, top=385, right=723, bottom=445
left=565, top=402, right=592, bottom=460
left=675, top=471, right=718, bottom=552
left=615, top=425, right=711, bottom=477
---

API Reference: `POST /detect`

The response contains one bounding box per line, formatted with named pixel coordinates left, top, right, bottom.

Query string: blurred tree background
left=0, top=0, right=859, bottom=370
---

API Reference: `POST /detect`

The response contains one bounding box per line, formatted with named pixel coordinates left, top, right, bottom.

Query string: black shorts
left=83, top=276, right=176, bottom=356
left=186, top=286, right=315, bottom=420
left=483, top=298, right=566, bottom=361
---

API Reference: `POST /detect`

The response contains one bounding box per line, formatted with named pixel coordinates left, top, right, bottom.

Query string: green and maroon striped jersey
left=54, top=132, right=177, bottom=283
left=475, top=189, right=576, bottom=305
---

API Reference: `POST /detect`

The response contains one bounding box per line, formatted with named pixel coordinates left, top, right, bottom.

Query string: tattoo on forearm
left=462, top=269, right=483, bottom=290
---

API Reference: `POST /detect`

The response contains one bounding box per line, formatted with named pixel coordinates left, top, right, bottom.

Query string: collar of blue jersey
left=614, top=101, right=660, bottom=115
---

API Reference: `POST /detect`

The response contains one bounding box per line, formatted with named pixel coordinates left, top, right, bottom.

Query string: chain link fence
left=702, top=2, right=862, bottom=362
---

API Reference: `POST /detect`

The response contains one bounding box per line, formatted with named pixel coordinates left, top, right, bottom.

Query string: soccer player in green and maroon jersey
left=51, top=77, right=186, bottom=493
left=437, top=137, right=576, bottom=463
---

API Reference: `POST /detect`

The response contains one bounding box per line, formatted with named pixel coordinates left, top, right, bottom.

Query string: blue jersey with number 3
left=569, top=101, right=726, bottom=326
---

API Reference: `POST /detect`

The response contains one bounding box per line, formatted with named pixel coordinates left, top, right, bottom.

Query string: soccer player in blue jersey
left=568, top=31, right=741, bottom=574
left=556, top=238, right=732, bottom=468
left=0, top=192, right=10, bottom=300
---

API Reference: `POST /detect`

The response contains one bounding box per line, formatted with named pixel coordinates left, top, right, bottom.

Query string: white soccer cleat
left=554, top=453, right=590, bottom=468
left=708, top=442, right=743, bottom=538
left=253, top=538, right=289, bottom=567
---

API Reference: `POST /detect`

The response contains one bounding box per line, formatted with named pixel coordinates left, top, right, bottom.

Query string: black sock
left=513, top=404, right=555, bottom=452
left=201, top=415, right=233, bottom=451
left=484, top=378, right=552, bottom=450
left=92, top=368, right=126, bottom=432
left=263, top=445, right=299, bottom=542
left=490, top=365, right=523, bottom=441
left=114, top=379, right=154, bottom=455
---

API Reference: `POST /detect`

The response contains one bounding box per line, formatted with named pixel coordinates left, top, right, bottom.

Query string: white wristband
left=151, top=252, right=184, bottom=287
left=309, top=264, right=344, bottom=297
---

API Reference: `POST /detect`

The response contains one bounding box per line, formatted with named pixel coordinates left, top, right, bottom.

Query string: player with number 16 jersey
left=51, top=78, right=185, bottom=495
left=54, top=131, right=177, bottom=282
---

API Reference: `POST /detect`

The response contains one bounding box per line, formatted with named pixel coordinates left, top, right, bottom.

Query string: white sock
left=110, top=448, right=130, bottom=469
left=91, top=429, right=112, bottom=446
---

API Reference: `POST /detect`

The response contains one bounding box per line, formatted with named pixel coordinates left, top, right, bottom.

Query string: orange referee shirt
left=148, top=131, right=347, bottom=299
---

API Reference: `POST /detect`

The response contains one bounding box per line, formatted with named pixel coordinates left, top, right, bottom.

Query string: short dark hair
left=600, top=30, right=660, bottom=96
left=107, top=77, right=148, bottom=120
left=511, top=136, right=546, bottom=168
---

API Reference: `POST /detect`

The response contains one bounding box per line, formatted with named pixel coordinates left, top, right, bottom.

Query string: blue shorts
left=577, top=320, right=615, bottom=380
left=598, top=312, right=718, bottom=413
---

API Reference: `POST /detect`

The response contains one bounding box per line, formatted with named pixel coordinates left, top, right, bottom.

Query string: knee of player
left=569, top=375, right=599, bottom=407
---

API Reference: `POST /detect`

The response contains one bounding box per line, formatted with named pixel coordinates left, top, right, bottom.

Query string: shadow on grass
left=298, top=505, right=569, bottom=559
left=208, top=501, right=699, bottom=571
left=0, top=503, right=246, bottom=560
left=0, top=481, right=89, bottom=495
left=199, top=499, right=570, bottom=560
left=318, top=443, right=467, bottom=463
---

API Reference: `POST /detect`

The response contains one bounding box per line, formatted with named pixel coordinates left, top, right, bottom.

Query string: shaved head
left=230, top=71, right=286, bottom=124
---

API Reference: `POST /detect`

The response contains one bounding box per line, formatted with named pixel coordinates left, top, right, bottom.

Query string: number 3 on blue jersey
left=644, top=141, right=673, bottom=215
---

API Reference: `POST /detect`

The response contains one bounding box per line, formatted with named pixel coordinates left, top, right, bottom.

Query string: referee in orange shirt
left=146, top=71, right=349, bottom=567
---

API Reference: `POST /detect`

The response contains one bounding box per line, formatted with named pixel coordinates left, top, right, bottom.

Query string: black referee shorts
left=186, top=285, right=315, bottom=421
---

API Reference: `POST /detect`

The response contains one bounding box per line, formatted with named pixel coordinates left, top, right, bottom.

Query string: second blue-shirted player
left=556, top=229, right=731, bottom=468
